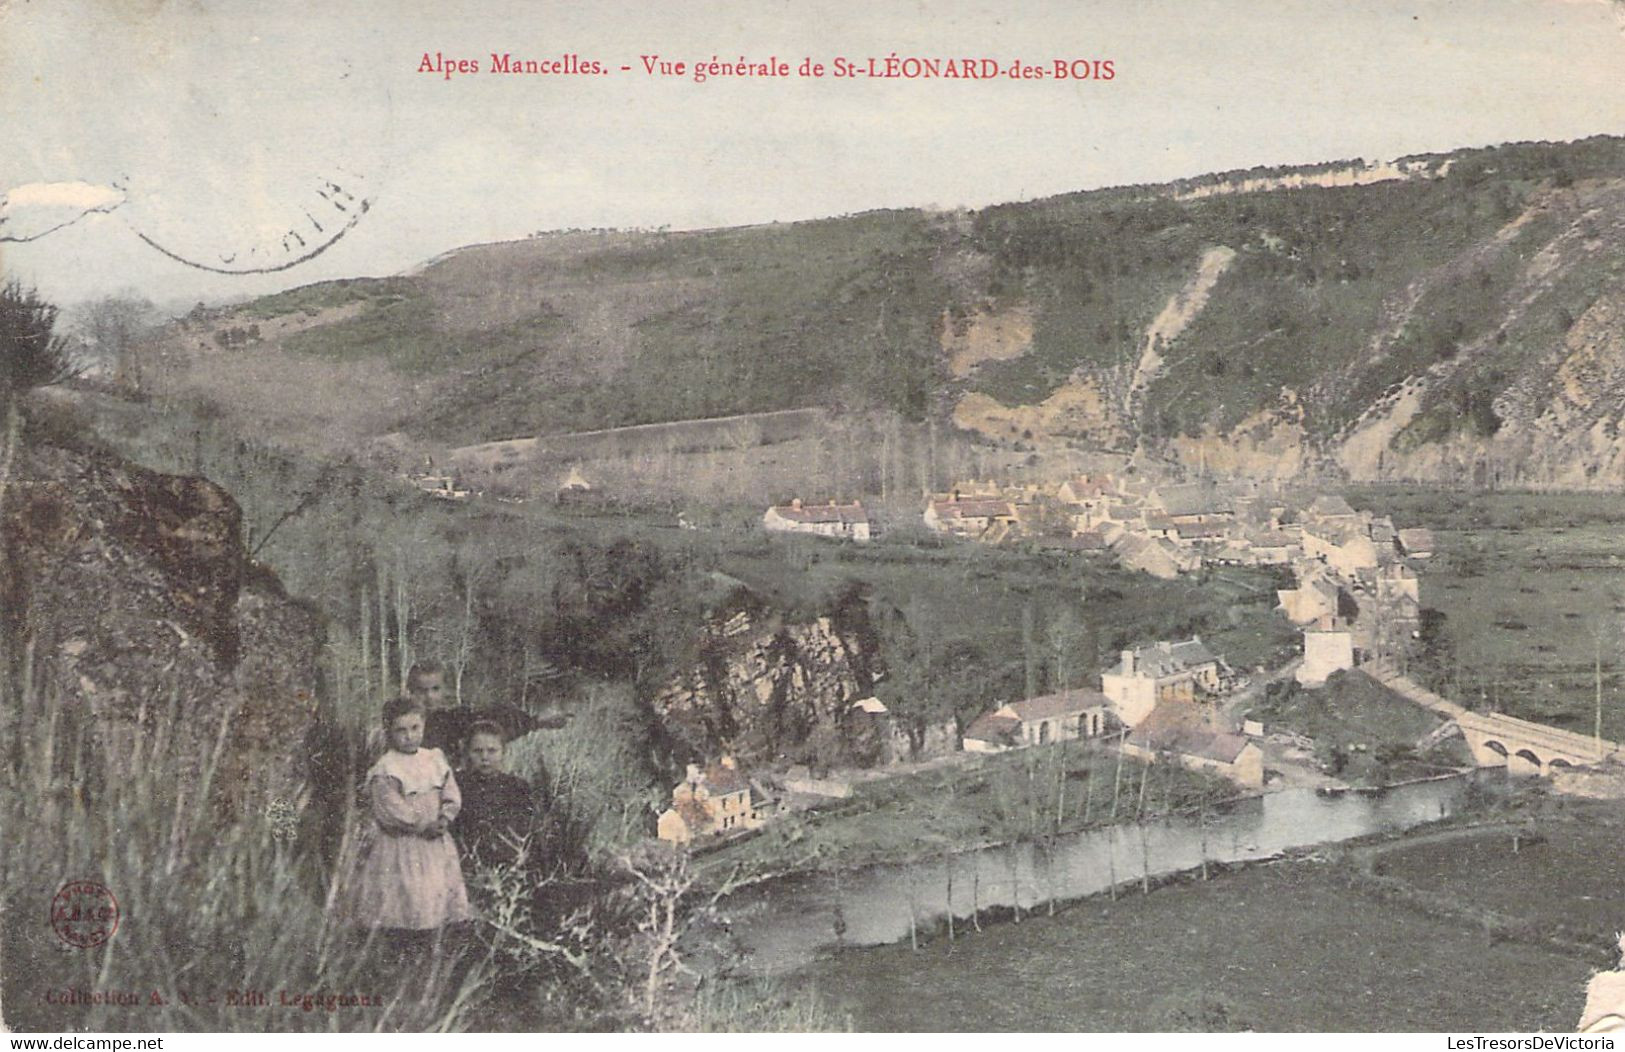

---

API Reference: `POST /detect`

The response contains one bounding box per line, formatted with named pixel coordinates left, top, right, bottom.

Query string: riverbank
left=797, top=786, right=1616, bottom=1031
left=696, top=739, right=1244, bottom=888
left=698, top=658, right=1475, bottom=892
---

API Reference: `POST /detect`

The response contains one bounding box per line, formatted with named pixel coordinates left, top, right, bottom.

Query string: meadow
left=1347, top=486, right=1625, bottom=740
left=801, top=792, right=1616, bottom=1032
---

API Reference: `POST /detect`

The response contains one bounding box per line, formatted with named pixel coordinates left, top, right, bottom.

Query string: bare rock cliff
left=650, top=597, right=877, bottom=765
left=1, top=438, right=323, bottom=823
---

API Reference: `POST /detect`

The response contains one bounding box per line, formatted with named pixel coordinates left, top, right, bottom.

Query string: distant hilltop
left=1167, top=156, right=1452, bottom=201
left=130, top=134, right=1625, bottom=492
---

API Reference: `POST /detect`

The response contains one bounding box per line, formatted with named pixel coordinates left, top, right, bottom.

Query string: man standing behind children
left=408, top=660, right=563, bottom=767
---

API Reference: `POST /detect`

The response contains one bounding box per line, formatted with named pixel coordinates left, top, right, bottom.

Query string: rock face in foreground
left=651, top=594, right=878, bottom=766
left=1, top=438, right=323, bottom=824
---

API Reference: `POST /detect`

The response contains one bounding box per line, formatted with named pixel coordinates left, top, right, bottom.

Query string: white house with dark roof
left=963, top=688, right=1113, bottom=752
left=1101, top=637, right=1225, bottom=727
left=763, top=498, right=871, bottom=541
left=1168, top=518, right=1232, bottom=545
left=1112, top=533, right=1199, bottom=579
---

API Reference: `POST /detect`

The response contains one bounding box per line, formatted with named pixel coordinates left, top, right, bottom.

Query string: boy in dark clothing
left=451, top=721, right=542, bottom=871
left=409, top=663, right=466, bottom=764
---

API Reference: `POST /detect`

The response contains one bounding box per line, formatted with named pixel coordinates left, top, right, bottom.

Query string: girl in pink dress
left=347, top=697, right=474, bottom=936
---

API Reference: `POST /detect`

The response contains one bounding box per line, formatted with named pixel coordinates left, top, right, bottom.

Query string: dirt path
left=1365, top=660, right=1467, bottom=718
left=1124, top=245, right=1235, bottom=418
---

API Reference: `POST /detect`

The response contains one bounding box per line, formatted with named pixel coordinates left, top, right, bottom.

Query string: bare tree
left=614, top=843, right=746, bottom=1028
left=67, top=292, right=158, bottom=390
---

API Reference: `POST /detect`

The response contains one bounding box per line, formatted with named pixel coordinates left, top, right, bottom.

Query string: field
left=801, top=797, right=1622, bottom=1032
left=1347, top=486, right=1625, bottom=740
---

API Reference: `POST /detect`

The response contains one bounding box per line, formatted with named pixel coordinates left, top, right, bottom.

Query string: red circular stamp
left=50, top=880, right=120, bottom=949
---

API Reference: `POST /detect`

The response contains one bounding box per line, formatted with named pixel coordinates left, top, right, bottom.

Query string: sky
left=2, top=0, right=1625, bottom=308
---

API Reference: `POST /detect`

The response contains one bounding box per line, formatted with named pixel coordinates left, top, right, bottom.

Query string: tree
left=0, top=280, right=73, bottom=399
left=0, top=279, right=76, bottom=504
left=67, top=293, right=159, bottom=390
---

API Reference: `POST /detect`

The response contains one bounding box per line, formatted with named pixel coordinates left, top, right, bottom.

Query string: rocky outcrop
left=651, top=596, right=878, bottom=765
left=1, top=437, right=322, bottom=824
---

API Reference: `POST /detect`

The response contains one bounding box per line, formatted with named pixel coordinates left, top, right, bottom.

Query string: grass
left=1, top=679, right=489, bottom=1032
left=1244, top=669, right=1470, bottom=785
left=1346, top=486, right=1625, bottom=740
left=0, top=651, right=833, bottom=1032
left=697, top=741, right=1239, bottom=881
left=800, top=798, right=1622, bottom=1031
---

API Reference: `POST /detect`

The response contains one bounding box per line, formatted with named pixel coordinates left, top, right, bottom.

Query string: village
left=655, top=475, right=1442, bottom=847
left=396, top=455, right=1620, bottom=855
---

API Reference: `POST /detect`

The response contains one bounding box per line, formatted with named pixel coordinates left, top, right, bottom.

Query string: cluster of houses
left=763, top=475, right=1310, bottom=579
left=762, top=480, right=1436, bottom=616
left=672, top=482, right=1439, bottom=846
left=657, top=633, right=1268, bottom=845
left=959, top=636, right=1264, bottom=787
left=1275, top=494, right=1429, bottom=687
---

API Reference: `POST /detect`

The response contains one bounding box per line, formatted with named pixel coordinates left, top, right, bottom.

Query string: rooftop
left=1126, top=702, right=1252, bottom=764
left=770, top=499, right=868, bottom=524
left=931, top=498, right=1015, bottom=520
left=1004, top=688, right=1111, bottom=722
left=1307, top=494, right=1358, bottom=519
left=1117, top=637, right=1219, bottom=678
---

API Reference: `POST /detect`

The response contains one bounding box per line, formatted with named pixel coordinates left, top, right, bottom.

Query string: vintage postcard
left=5, top=0, right=1625, bottom=1036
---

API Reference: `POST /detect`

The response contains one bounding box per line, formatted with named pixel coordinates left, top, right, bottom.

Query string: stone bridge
left=1455, top=711, right=1621, bottom=775
left=1367, top=662, right=1622, bottom=776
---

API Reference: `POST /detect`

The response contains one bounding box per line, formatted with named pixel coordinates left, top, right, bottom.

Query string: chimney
left=1122, top=649, right=1135, bottom=675
left=791, top=498, right=802, bottom=509
left=719, top=755, right=737, bottom=770
left=686, top=763, right=701, bottom=783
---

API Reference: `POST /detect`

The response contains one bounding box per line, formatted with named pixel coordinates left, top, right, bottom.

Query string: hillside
left=140, top=135, right=1625, bottom=490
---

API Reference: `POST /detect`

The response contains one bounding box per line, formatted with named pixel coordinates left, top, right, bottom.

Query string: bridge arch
left=1482, top=740, right=1508, bottom=758
left=1509, top=748, right=1544, bottom=777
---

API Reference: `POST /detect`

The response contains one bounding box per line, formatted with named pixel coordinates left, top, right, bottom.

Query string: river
left=725, top=772, right=1486, bottom=975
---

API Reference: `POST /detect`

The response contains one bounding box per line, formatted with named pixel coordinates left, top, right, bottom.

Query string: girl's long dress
left=346, top=746, right=474, bottom=930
